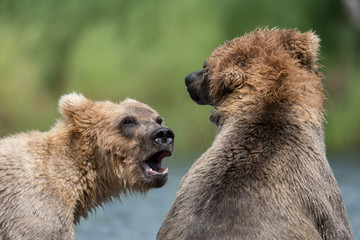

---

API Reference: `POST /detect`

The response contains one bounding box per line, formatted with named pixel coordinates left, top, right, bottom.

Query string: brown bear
left=0, top=93, right=174, bottom=239
left=157, top=28, right=353, bottom=239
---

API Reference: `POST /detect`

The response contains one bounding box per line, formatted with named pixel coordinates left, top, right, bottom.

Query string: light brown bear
left=0, top=93, right=174, bottom=239
left=158, top=28, right=353, bottom=239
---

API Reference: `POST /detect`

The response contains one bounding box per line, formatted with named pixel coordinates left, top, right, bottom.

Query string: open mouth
left=142, top=150, right=171, bottom=177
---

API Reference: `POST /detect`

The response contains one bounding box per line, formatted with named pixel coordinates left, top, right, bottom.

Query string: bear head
left=58, top=93, right=174, bottom=191
left=185, top=28, right=324, bottom=127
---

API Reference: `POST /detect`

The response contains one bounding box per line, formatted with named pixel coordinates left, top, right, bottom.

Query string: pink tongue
left=142, top=162, right=168, bottom=176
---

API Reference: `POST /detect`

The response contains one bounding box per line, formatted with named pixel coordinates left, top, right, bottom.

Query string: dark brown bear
left=0, top=93, right=174, bottom=239
left=158, top=28, right=353, bottom=240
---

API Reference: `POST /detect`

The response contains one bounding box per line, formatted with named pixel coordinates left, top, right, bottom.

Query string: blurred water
left=75, top=155, right=360, bottom=240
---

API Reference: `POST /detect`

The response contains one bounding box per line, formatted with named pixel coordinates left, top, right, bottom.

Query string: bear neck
left=48, top=121, right=123, bottom=224
left=215, top=106, right=326, bottom=163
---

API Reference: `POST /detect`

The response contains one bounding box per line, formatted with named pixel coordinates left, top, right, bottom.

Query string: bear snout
left=185, top=70, right=202, bottom=87
left=151, top=127, right=174, bottom=146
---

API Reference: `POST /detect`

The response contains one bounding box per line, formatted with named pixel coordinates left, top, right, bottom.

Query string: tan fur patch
left=0, top=93, right=174, bottom=239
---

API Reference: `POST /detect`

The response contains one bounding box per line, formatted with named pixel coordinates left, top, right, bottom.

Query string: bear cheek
left=210, top=69, right=246, bottom=105
left=101, top=132, right=139, bottom=164
left=137, top=136, right=155, bottom=162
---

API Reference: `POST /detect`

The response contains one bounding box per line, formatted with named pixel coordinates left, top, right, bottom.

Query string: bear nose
left=151, top=127, right=175, bottom=146
left=185, top=70, right=202, bottom=87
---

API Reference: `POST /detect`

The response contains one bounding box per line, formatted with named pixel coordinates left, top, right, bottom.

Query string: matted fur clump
left=0, top=93, right=174, bottom=239
left=158, top=28, right=353, bottom=240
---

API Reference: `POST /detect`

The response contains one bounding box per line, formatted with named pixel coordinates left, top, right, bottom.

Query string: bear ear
left=281, top=29, right=320, bottom=69
left=58, top=93, right=92, bottom=120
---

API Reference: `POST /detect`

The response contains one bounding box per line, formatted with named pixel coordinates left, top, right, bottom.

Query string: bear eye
left=121, top=116, right=137, bottom=126
left=155, top=116, right=163, bottom=125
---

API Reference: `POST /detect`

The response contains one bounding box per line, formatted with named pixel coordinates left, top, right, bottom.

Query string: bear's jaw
left=141, top=150, right=171, bottom=177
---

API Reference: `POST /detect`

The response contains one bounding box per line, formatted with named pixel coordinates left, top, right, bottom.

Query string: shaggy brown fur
left=158, top=28, right=353, bottom=240
left=0, top=93, right=174, bottom=239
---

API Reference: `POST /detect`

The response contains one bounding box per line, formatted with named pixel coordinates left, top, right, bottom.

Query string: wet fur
left=0, top=93, right=173, bottom=239
left=158, top=28, right=353, bottom=240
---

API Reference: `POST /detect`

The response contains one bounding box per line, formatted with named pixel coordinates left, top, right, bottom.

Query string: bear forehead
left=123, top=105, right=157, bottom=118
left=121, top=100, right=157, bottom=115
left=102, top=100, right=159, bottom=119
left=90, top=98, right=160, bottom=121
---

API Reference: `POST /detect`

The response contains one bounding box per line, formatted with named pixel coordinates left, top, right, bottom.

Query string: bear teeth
left=142, top=162, right=168, bottom=176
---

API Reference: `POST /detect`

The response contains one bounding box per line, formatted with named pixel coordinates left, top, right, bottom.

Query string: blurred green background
left=0, top=0, right=359, bottom=155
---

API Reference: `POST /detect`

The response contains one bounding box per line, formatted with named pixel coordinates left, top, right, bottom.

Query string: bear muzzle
left=141, top=127, right=174, bottom=178
left=185, top=70, right=211, bottom=105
